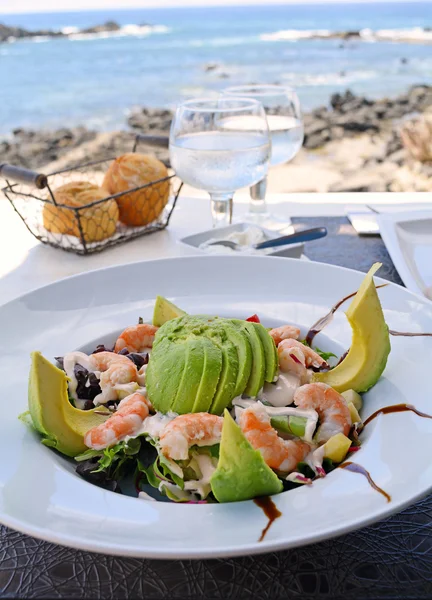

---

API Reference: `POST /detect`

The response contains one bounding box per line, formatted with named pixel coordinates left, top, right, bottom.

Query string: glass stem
left=210, top=193, right=233, bottom=227
left=249, top=177, right=268, bottom=215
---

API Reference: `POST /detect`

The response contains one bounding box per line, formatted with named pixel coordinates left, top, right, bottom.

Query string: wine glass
left=223, top=85, right=304, bottom=227
left=169, top=97, right=271, bottom=227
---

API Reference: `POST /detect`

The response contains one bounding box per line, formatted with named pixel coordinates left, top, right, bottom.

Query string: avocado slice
left=153, top=296, right=186, bottom=327
left=169, top=336, right=222, bottom=415
left=28, top=351, right=110, bottom=457
left=212, top=317, right=253, bottom=397
left=208, top=332, right=239, bottom=416
left=210, top=410, right=283, bottom=502
left=146, top=336, right=188, bottom=413
left=313, top=263, right=391, bottom=392
left=231, top=319, right=265, bottom=397
left=191, top=338, right=223, bottom=413
left=252, top=323, right=278, bottom=383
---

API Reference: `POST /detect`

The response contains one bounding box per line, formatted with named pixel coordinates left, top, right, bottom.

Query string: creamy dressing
left=184, top=453, right=216, bottom=499
left=123, top=410, right=177, bottom=443
left=307, top=445, right=326, bottom=476
left=199, top=226, right=269, bottom=255
left=260, top=372, right=301, bottom=407
left=137, top=364, right=147, bottom=386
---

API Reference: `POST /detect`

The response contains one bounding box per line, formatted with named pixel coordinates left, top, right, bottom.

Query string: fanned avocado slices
left=147, top=313, right=275, bottom=415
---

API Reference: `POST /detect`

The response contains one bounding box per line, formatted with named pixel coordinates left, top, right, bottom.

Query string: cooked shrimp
left=269, top=325, right=301, bottom=346
left=278, top=338, right=327, bottom=383
left=294, top=383, right=351, bottom=443
left=239, top=403, right=311, bottom=473
left=89, top=351, right=138, bottom=404
left=84, top=391, right=151, bottom=450
left=114, top=323, right=158, bottom=353
left=159, top=413, right=223, bottom=461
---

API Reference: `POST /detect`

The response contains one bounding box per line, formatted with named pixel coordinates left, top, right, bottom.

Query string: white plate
left=378, top=210, right=432, bottom=299
left=1, top=255, right=432, bottom=559
left=179, top=222, right=304, bottom=258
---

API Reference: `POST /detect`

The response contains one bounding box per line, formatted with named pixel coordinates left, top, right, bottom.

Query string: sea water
left=0, top=2, right=431, bottom=134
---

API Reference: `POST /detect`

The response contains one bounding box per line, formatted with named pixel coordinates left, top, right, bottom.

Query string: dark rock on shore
left=0, top=127, right=96, bottom=170
left=80, top=21, right=120, bottom=35
left=128, top=108, right=173, bottom=132
left=0, top=20, right=124, bottom=43
left=303, top=84, right=432, bottom=149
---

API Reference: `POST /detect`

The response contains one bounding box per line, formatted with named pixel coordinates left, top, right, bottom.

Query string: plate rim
left=1, top=254, right=432, bottom=559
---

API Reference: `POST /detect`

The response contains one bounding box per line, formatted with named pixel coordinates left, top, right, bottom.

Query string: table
left=1, top=192, right=432, bottom=599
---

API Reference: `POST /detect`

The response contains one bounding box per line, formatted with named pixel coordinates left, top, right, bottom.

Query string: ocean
left=0, top=2, right=431, bottom=134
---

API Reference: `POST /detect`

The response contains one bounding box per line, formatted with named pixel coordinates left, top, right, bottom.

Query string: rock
left=128, top=107, right=173, bottom=132
left=81, top=21, right=121, bottom=35
left=330, top=90, right=355, bottom=110
left=1, top=127, right=97, bottom=170
left=329, top=166, right=393, bottom=192
left=384, top=130, right=403, bottom=156
left=203, top=63, right=219, bottom=72
left=304, top=129, right=332, bottom=149
left=331, top=114, right=380, bottom=133
left=386, top=148, right=406, bottom=166
left=0, top=19, right=129, bottom=42
left=340, top=31, right=361, bottom=39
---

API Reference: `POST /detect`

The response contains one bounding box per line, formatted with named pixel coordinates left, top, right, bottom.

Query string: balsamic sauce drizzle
left=363, top=403, right=432, bottom=427
left=254, top=496, right=282, bottom=542
left=339, top=462, right=391, bottom=503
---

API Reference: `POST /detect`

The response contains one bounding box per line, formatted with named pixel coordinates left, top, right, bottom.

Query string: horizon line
left=1, top=0, right=430, bottom=17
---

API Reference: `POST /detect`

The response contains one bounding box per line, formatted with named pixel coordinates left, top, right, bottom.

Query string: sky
left=0, top=0, right=429, bottom=15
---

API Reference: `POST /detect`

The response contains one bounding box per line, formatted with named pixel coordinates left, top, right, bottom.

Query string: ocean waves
left=260, top=27, right=432, bottom=45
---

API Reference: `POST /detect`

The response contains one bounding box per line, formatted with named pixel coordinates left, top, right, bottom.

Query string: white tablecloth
left=1, top=191, right=431, bottom=305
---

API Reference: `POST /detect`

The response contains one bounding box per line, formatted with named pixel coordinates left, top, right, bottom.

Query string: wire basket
left=1, top=134, right=181, bottom=255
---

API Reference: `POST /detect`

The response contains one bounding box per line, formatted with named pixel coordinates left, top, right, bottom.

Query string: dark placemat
left=2, top=218, right=431, bottom=600
left=291, top=217, right=404, bottom=285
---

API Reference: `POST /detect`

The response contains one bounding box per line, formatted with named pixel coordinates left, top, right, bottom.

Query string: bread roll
left=103, top=153, right=169, bottom=227
left=43, top=181, right=119, bottom=243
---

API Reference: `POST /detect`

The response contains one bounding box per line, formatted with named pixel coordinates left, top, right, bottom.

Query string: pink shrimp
left=294, top=383, right=351, bottom=444
left=269, top=325, right=301, bottom=346
left=114, top=323, right=158, bottom=353
left=278, top=338, right=327, bottom=383
left=239, top=403, right=311, bottom=473
left=159, top=413, right=223, bottom=461
left=84, top=391, right=151, bottom=450
left=89, top=351, right=138, bottom=403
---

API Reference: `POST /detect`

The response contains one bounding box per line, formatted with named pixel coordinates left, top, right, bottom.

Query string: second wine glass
left=169, top=97, right=271, bottom=227
left=223, top=84, right=304, bottom=227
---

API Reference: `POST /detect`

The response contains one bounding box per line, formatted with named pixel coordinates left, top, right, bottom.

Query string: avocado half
left=313, top=263, right=391, bottom=393
left=210, top=410, right=283, bottom=502
left=146, top=314, right=278, bottom=416
left=27, top=351, right=110, bottom=457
